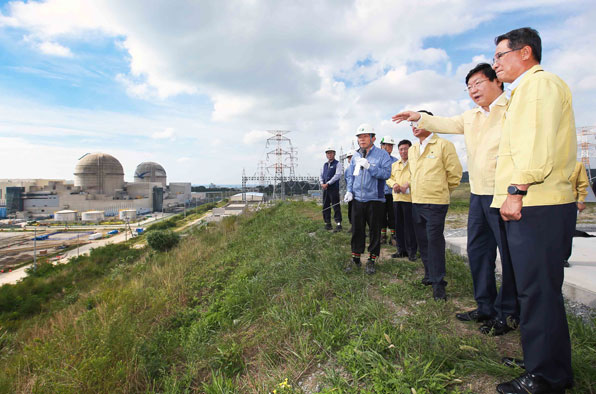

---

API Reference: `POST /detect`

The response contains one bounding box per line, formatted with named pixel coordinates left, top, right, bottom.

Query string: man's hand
left=392, top=111, right=421, bottom=124
left=343, top=192, right=353, bottom=203
left=400, top=182, right=410, bottom=194
left=392, top=184, right=401, bottom=193
left=500, top=194, right=523, bottom=221
left=322, top=183, right=328, bottom=190
left=578, top=201, right=586, bottom=212
left=357, top=157, right=370, bottom=170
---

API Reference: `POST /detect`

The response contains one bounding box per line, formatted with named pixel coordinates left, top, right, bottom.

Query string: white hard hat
left=355, top=123, right=375, bottom=136
left=346, top=149, right=355, bottom=157
left=380, top=135, right=395, bottom=145
left=325, top=146, right=336, bottom=152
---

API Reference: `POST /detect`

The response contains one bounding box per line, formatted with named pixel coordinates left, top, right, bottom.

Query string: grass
left=0, top=201, right=594, bottom=393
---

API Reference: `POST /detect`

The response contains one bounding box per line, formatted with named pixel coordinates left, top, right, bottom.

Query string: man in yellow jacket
left=564, top=161, right=591, bottom=267
left=406, top=110, right=462, bottom=301
left=386, top=139, right=417, bottom=261
left=491, top=27, right=576, bottom=394
left=392, top=63, right=519, bottom=336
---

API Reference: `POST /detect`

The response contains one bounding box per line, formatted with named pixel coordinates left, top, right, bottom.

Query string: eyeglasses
left=465, top=79, right=488, bottom=92
left=492, top=48, right=521, bottom=65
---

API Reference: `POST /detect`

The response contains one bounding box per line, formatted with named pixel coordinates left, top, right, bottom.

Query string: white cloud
left=1, top=0, right=595, bottom=182
left=243, top=130, right=270, bottom=145
left=37, top=41, right=73, bottom=57
left=151, top=128, right=175, bottom=140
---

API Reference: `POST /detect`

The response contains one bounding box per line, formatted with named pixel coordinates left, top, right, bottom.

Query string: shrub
left=147, top=230, right=180, bottom=252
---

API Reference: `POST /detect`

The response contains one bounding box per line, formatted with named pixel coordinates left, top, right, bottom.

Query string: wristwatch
left=507, top=185, right=527, bottom=196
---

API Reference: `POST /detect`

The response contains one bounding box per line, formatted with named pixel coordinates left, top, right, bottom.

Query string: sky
left=1, top=0, right=595, bottom=185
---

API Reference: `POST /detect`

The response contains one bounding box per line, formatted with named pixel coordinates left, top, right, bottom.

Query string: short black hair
left=418, top=110, right=433, bottom=116
left=465, top=63, right=504, bottom=91
left=495, top=27, right=541, bottom=63
left=398, top=139, right=412, bottom=148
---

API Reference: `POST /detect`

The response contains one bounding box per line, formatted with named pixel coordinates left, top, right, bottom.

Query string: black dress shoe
left=433, top=284, right=447, bottom=301
left=391, top=251, right=408, bottom=258
left=421, top=277, right=432, bottom=286
left=480, top=319, right=513, bottom=336
left=455, top=309, right=492, bottom=322
left=408, top=255, right=417, bottom=262
left=502, top=357, right=525, bottom=369
left=325, top=223, right=332, bottom=230
left=563, top=260, right=570, bottom=268
left=497, top=372, right=565, bottom=394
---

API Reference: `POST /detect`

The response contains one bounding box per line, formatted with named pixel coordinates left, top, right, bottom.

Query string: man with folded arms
left=392, top=63, right=519, bottom=336
left=386, top=139, right=418, bottom=261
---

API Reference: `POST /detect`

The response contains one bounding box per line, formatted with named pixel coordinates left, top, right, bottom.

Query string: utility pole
left=33, top=225, right=37, bottom=272
left=77, top=233, right=80, bottom=257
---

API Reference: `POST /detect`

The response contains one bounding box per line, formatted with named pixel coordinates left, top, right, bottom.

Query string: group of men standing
left=319, top=27, right=587, bottom=394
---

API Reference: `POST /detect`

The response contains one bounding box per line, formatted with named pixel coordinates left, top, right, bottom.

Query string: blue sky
left=1, top=0, right=595, bottom=184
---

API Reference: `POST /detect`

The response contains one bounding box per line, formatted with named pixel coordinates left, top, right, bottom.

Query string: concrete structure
left=134, top=162, right=167, bottom=187
left=2, top=153, right=193, bottom=219
left=81, top=210, right=105, bottom=222
left=231, top=192, right=264, bottom=202
left=54, top=210, right=77, bottom=222
left=446, top=226, right=596, bottom=308
left=74, top=153, right=125, bottom=196
left=119, top=209, right=137, bottom=220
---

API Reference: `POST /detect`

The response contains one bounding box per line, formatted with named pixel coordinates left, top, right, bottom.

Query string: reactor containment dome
left=134, top=161, right=167, bottom=187
left=74, top=153, right=125, bottom=196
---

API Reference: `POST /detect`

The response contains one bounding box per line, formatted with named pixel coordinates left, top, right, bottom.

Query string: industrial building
left=0, top=153, right=191, bottom=220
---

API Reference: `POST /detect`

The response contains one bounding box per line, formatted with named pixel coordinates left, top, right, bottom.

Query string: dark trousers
left=382, top=194, right=395, bottom=230
left=498, top=203, right=575, bottom=388
left=322, top=188, right=342, bottom=224
left=468, top=194, right=518, bottom=320
left=393, top=201, right=417, bottom=258
left=347, top=201, right=353, bottom=224
left=412, top=203, right=448, bottom=285
left=351, top=200, right=384, bottom=257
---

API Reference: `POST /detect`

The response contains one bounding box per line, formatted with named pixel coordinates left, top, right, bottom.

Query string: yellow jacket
left=570, top=161, right=589, bottom=202
left=408, top=134, right=462, bottom=204
left=386, top=159, right=412, bottom=202
left=491, top=65, right=576, bottom=208
left=417, top=93, right=507, bottom=196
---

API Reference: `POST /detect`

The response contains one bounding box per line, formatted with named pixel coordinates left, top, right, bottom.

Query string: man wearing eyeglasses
left=392, top=64, right=519, bottom=337
left=491, top=27, right=576, bottom=394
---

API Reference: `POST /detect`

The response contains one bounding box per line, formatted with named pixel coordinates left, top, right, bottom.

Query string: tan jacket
left=417, top=93, right=507, bottom=196
left=491, top=65, right=576, bottom=208
left=386, top=159, right=412, bottom=202
left=570, top=161, right=589, bottom=202
left=408, top=134, right=462, bottom=204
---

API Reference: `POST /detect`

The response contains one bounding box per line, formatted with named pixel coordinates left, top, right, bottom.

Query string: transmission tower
left=577, top=126, right=596, bottom=182
left=287, top=147, right=298, bottom=178
left=254, top=160, right=268, bottom=187
left=266, top=130, right=294, bottom=200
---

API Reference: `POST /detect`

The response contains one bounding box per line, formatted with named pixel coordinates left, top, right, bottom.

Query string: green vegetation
left=146, top=201, right=219, bottom=231
left=0, top=244, right=142, bottom=330
left=147, top=230, right=180, bottom=252
left=0, top=201, right=594, bottom=393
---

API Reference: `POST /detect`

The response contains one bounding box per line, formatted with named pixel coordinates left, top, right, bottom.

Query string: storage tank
left=74, top=153, right=125, bottom=196
left=81, top=210, right=105, bottom=222
left=54, top=210, right=77, bottom=222
left=119, top=209, right=137, bottom=221
left=134, top=162, right=167, bottom=187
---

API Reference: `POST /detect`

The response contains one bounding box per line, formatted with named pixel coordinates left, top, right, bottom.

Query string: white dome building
left=74, top=153, right=125, bottom=196
left=134, top=162, right=167, bottom=187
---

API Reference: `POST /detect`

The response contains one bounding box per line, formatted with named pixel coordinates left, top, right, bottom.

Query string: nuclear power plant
left=0, top=153, right=191, bottom=220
